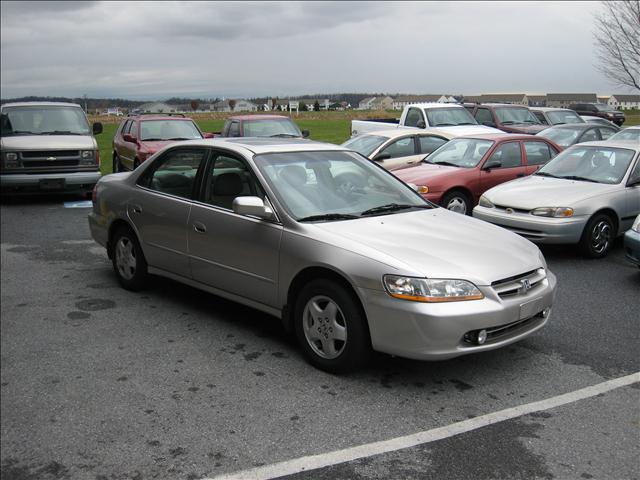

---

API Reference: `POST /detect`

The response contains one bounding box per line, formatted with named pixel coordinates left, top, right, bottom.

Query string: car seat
left=210, top=172, right=244, bottom=210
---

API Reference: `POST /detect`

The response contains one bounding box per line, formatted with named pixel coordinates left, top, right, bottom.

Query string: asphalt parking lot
left=1, top=195, right=638, bottom=480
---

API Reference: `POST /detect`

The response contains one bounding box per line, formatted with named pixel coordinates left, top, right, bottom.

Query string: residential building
left=479, top=94, right=527, bottom=105
left=139, top=102, right=176, bottom=113
left=358, top=97, right=377, bottom=109
left=212, top=99, right=258, bottom=112
left=546, top=93, right=597, bottom=108
left=608, top=94, right=640, bottom=110
left=392, top=95, right=446, bottom=110
left=526, top=95, right=547, bottom=107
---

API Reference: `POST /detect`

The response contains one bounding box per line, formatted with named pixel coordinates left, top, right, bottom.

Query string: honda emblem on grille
left=506, top=208, right=514, bottom=214
left=519, top=278, right=532, bottom=294
left=47, top=157, right=57, bottom=161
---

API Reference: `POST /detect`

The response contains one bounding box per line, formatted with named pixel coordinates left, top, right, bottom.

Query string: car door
left=623, top=158, right=640, bottom=230
left=187, top=150, right=283, bottom=307
left=523, top=140, right=558, bottom=175
left=122, top=120, right=139, bottom=170
left=130, top=147, right=209, bottom=278
left=375, top=136, right=421, bottom=170
left=479, top=141, right=526, bottom=191
left=114, top=120, right=133, bottom=165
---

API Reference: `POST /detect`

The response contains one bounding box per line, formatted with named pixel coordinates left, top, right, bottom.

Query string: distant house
left=392, top=95, right=446, bottom=110
left=546, top=93, right=597, bottom=108
left=370, top=96, right=394, bottom=110
left=479, top=94, right=527, bottom=105
left=301, top=98, right=331, bottom=111
left=527, top=95, right=547, bottom=107
left=608, top=94, right=640, bottom=110
left=358, top=97, right=377, bottom=109
left=597, top=96, right=610, bottom=104
left=139, top=102, right=176, bottom=113
left=212, top=99, right=258, bottom=112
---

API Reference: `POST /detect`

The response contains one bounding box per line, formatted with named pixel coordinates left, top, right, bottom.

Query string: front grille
left=492, top=268, right=546, bottom=298
left=20, top=150, right=79, bottom=159
left=25, top=160, right=79, bottom=167
left=463, top=313, right=546, bottom=345
left=494, top=204, right=530, bottom=214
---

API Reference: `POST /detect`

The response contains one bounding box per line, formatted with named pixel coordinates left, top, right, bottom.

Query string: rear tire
left=113, top=154, right=123, bottom=173
left=440, top=190, right=471, bottom=215
left=294, top=279, right=370, bottom=374
left=579, top=213, right=614, bottom=258
left=111, top=226, right=148, bottom=290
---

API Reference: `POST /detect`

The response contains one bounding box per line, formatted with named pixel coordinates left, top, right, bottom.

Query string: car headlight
left=531, top=207, right=573, bottom=218
left=81, top=150, right=94, bottom=159
left=383, top=275, right=484, bottom=302
left=478, top=195, right=494, bottom=208
left=79, top=150, right=96, bottom=165
left=2, top=152, right=20, bottom=168
left=632, top=216, right=640, bottom=233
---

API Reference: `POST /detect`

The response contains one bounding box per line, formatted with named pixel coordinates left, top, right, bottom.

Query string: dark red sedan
left=112, top=114, right=214, bottom=172
left=394, top=134, right=562, bottom=215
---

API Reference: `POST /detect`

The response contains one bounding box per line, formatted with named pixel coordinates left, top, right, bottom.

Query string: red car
left=394, top=134, right=562, bottom=215
left=112, top=114, right=214, bottom=172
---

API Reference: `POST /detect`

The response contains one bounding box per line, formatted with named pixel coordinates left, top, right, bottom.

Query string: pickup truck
left=351, top=103, right=502, bottom=138
left=217, top=115, right=309, bottom=138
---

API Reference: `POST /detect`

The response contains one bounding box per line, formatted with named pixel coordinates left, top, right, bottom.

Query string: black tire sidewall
left=293, top=279, right=370, bottom=374
left=580, top=214, right=614, bottom=258
left=111, top=227, right=148, bottom=290
left=441, top=190, right=471, bottom=215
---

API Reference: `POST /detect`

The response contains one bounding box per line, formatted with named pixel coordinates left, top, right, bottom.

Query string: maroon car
left=112, top=114, right=214, bottom=172
left=465, top=103, right=548, bottom=134
left=217, top=115, right=309, bottom=138
left=394, top=134, right=562, bottom=215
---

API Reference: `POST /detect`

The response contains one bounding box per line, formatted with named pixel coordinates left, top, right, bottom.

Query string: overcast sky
left=0, top=1, right=627, bottom=100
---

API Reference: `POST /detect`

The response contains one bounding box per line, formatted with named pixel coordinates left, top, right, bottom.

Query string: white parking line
left=203, top=372, right=640, bottom=480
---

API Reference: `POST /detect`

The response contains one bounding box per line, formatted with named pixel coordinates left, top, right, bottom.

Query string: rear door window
left=487, top=142, right=522, bottom=168
left=138, top=148, right=208, bottom=199
left=418, top=135, right=448, bottom=155
left=523, top=141, right=555, bottom=166
left=379, top=137, right=416, bottom=158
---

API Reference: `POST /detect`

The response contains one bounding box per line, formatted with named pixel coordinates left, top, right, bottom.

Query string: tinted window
left=204, top=154, right=265, bottom=210
left=475, top=108, right=493, bottom=124
left=487, top=142, right=522, bottom=168
left=524, top=141, right=554, bottom=166
left=129, top=121, right=138, bottom=138
left=580, top=129, right=599, bottom=142
left=138, top=148, right=207, bottom=199
left=228, top=121, right=240, bottom=137
left=380, top=137, right=415, bottom=158
left=405, top=108, right=424, bottom=127
left=418, top=135, right=448, bottom=154
left=533, top=111, right=548, bottom=125
left=122, top=120, right=132, bottom=134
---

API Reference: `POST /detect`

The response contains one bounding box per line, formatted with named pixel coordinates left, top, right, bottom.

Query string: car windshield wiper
left=433, top=123, right=455, bottom=126
left=501, top=121, right=516, bottom=125
left=360, top=203, right=431, bottom=216
left=559, top=175, right=599, bottom=183
left=269, top=133, right=299, bottom=138
left=43, top=130, right=84, bottom=135
left=457, top=122, right=477, bottom=125
left=4, top=130, right=41, bottom=135
left=141, top=138, right=163, bottom=141
left=535, top=171, right=559, bottom=178
left=167, top=137, right=191, bottom=140
left=298, top=213, right=360, bottom=222
left=427, top=160, right=460, bottom=167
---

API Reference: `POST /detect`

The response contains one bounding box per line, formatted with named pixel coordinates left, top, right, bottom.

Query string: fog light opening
left=476, top=329, right=487, bottom=345
left=541, top=307, right=551, bottom=318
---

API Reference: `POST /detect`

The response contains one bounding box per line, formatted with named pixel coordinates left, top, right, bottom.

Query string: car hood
left=1, top=134, right=96, bottom=150
left=505, top=124, right=548, bottom=134
left=394, top=163, right=468, bottom=185
left=313, top=208, right=541, bottom=285
left=140, top=140, right=176, bottom=153
left=433, top=125, right=503, bottom=136
left=483, top=175, right=618, bottom=209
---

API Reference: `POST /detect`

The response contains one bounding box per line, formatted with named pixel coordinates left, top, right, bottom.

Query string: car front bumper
left=359, top=270, right=557, bottom=360
left=624, top=229, right=640, bottom=266
left=472, top=206, right=587, bottom=244
left=1, top=171, right=101, bottom=194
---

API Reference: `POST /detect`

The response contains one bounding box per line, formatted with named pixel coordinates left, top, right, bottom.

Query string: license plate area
left=519, top=296, right=544, bottom=320
left=39, top=178, right=66, bottom=190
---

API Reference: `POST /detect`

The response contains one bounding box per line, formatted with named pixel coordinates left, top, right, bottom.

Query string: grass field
left=92, top=110, right=640, bottom=175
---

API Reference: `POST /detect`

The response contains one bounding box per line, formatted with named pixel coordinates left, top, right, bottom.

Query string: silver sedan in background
left=473, top=141, right=640, bottom=258
left=89, top=138, right=556, bottom=373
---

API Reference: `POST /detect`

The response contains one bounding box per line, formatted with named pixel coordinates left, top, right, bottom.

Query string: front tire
left=579, top=213, right=614, bottom=258
left=111, top=226, right=148, bottom=290
left=294, top=279, right=370, bottom=373
left=440, top=190, right=471, bottom=215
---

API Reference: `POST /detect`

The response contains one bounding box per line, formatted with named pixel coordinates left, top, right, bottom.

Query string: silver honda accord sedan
left=89, top=138, right=556, bottom=373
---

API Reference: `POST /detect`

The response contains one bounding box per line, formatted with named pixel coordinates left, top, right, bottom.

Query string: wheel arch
left=107, top=218, right=138, bottom=259
left=585, top=208, right=619, bottom=235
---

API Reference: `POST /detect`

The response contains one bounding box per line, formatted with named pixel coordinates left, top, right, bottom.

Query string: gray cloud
left=0, top=1, right=622, bottom=100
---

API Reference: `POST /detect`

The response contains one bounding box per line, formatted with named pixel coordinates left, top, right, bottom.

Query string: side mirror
left=373, top=152, right=391, bottom=162
left=123, top=133, right=137, bottom=143
left=483, top=160, right=502, bottom=171
left=416, top=120, right=426, bottom=129
left=93, top=122, right=103, bottom=135
left=203, top=132, right=215, bottom=139
left=232, top=196, right=274, bottom=220
left=301, top=129, right=310, bottom=138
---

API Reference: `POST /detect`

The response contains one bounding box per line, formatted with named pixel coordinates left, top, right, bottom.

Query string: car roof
left=574, top=140, right=640, bottom=151
left=530, top=107, right=575, bottom=112
left=406, top=103, right=465, bottom=110
left=1, top=101, right=82, bottom=109
left=478, top=103, right=531, bottom=108
left=456, top=133, right=544, bottom=141
left=352, top=128, right=456, bottom=139
left=169, top=137, right=347, bottom=155
left=545, top=123, right=601, bottom=131
left=227, top=115, right=291, bottom=120
left=131, top=115, right=194, bottom=121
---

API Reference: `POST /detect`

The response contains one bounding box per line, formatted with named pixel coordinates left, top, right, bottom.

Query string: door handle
left=193, top=222, right=207, bottom=233
left=130, top=204, right=142, bottom=214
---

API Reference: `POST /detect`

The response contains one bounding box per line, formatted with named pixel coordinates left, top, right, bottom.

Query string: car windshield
left=594, top=104, right=617, bottom=112
left=341, top=135, right=389, bottom=157
left=537, top=127, right=581, bottom=148
left=494, top=107, right=540, bottom=125
left=425, top=108, right=478, bottom=127
left=139, top=120, right=202, bottom=141
left=546, top=110, right=584, bottom=125
left=0, top=105, right=90, bottom=136
left=243, top=118, right=302, bottom=137
left=609, top=128, right=640, bottom=141
left=253, top=150, right=432, bottom=221
left=537, top=145, right=635, bottom=184
left=424, top=138, right=494, bottom=168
